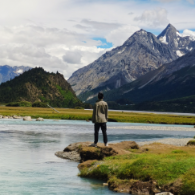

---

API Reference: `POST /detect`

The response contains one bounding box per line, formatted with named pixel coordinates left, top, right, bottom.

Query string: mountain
left=0, top=67, right=85, bottom=108
left=68, top=24, right=195, bottom=102
left=158, top=24, right=195, bottom=57
left=0, top=65, right=31, bottom=84
left=86, top=48, right=195, bottom=105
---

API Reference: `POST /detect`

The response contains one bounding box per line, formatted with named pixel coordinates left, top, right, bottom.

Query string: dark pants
left=94, top=123, right=108, bottom=145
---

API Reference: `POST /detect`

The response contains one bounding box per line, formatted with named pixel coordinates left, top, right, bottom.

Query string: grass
left=1, top=106, right=195, bottom=124
left=79, top=144, right=195, bottom=194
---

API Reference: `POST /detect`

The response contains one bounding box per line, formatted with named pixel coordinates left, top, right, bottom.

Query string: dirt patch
left=129, top=180, right=161, bottom=195
left=78, top=160, right=97, bottom=170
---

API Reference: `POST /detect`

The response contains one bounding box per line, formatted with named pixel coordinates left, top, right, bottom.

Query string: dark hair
left=98, top=92, right=104, bottom=99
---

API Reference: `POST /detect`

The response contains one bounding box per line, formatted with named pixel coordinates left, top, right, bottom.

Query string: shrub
left=32, top=102, right=48, bottom=108
left=6, top=101, right=32, bottom=107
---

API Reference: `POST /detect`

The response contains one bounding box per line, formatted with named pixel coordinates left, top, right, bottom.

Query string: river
left=0, top=119, right=194, bottom=195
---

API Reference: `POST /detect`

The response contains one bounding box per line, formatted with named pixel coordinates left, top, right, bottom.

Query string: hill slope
left=0, top=67, right=84, bottom=108
left=86, top=48, right=195, bottom=108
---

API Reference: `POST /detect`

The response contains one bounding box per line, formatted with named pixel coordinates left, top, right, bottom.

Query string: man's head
left=98, top=92, right=104, bottom=100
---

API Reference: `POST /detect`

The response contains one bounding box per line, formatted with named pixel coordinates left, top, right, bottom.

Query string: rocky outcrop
left=55, top=141, right=139, bottom=162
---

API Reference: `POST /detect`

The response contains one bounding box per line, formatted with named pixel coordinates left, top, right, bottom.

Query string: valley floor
left=1, top=106, right=195, bottom=125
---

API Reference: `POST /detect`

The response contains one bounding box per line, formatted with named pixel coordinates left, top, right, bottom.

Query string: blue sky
left=93, top=38, right=113, bottom=49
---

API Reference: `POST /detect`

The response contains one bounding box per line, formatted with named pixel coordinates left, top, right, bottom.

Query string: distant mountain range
left=0, top=67, right=86, bottom=108
left=0, top=65, right=31, bottom=84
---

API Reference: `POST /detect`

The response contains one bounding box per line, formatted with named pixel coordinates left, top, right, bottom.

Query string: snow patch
left=176, top=50, right=184, bottom=57
left=118, top=48, right=126, bottom=54
left=15, top=69, right=23, bottom=74
left=159, top=36, right=168, bottom=44
left=176, top=31, right=182, bottom=37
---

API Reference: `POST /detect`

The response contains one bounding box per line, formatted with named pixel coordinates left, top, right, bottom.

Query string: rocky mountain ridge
left=158, top=24, right=195, bottom=57
left=0, top=65, right=31, bottom=84
left=68, top=24, right=195, bottom=102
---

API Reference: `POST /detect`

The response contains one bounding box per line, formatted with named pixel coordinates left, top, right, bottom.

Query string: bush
left=6, top=101, right=32, bottom=107
left=32, top=102, right=48, bottom=108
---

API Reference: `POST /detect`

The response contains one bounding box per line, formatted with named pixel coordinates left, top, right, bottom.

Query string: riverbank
left=1, top=106, right=195, bottom=124
left=56, top=139, right=195, bottom=195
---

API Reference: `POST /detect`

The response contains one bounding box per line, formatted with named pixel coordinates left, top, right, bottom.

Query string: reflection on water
left=0, top=119, right=194, bottom=194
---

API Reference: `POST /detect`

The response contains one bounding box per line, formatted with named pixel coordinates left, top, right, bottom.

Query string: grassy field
left=79, top=143, right=195, bottom=194
left=0, top=106, right=195, bottom=124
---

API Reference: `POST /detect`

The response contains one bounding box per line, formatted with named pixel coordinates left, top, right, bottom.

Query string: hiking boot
left=89, top=143, right=97, bottom=147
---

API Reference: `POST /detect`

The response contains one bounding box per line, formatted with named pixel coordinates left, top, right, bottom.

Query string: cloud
left=154, top=0, right=195, bottom=3
left=181, top=29, right=195, bottom=37
left=62, top=50, right=82, bottom=64
left=81, top=19, right=122, bottom=30
left=134, top=8, right=169, bottom=27
left=105, top=25, right=140, bottom=47
left=0, top=24, right=107, bottom=78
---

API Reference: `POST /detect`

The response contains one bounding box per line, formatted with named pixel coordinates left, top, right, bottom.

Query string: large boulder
left=13, top=115, right=22, bottom=119
left=23, top=116, right=32, bottom=121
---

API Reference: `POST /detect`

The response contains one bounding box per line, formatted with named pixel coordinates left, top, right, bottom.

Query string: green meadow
left=0, top=106, right=195, bottom=124
left=79, top=143, right=195, bottom=194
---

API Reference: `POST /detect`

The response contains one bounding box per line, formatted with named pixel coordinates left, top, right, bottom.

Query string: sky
left=0, top=0, right=195, bottom=79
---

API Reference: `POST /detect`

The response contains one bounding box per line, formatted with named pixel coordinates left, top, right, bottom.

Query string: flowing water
left=0, top=119, right=195, bottom=195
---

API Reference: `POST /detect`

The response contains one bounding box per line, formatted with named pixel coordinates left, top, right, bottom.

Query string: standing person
left=90, top=92, right=108, bottom=147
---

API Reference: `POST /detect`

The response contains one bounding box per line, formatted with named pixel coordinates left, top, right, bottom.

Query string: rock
left=63, top=142, right=92, bottom=152
left=57, top=141, right=139, bottom=163
left=55, top=151, right=81, bottom=162
left=8, top=117, right=13, bottom=119
left=0, top=115, right=3, bottom=119
left=187, top=140, right=195, bottom=146
left=23, top=116, right=32, bottom=121
left=103, top=183, right=108, bottom=186
left=3, top=116, right=8, bottom=119
left=13, top=116, right=22, bottom=119
left=155, top=193, right=173, bottom=195
left=36, top=117, right=44, bottom=121
left=129, top=180, right=161, bottom=195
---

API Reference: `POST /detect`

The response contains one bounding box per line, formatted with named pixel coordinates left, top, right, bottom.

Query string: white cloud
left=105, top=25, right=140, bottom=47
left=134, top=8, right=169, bottom=27
left=181, top=29, right=195, bottom=37
left=0, top=0, right=194, bottom=80
left=154, top=0, right=195, bottom=3
left=62, top=50, right=82, bottom=64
